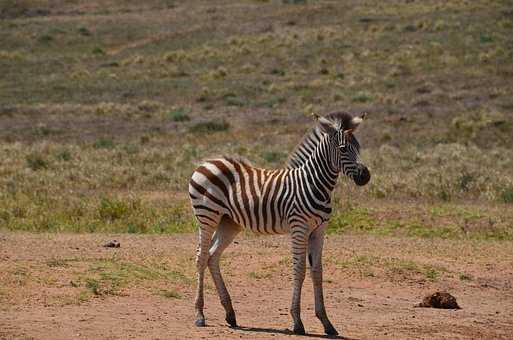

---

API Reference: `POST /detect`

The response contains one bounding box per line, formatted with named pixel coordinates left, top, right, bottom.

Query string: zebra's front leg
left=308, top=225, right=338, bottom=336
left=290, top=225, right=309, bottom=335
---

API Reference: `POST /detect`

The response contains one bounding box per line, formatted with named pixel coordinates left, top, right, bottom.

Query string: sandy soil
left=1, top=232, right=512, bottom=340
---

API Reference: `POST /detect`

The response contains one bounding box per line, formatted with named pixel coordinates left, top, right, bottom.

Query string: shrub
left=500, top=186, right=513, bottom=204
left=56, top=149, right=72, bottom=161
left=38, top=34, right=53, bottom=43
left=98, top=197, right=129, bottom=221
left=189, top=120, right=230, bottom=133
left=167, top=108, right=190, bottom=122
left=94, top=138, right=115, bottom=149
left=92, top=47, right=105, bottom=55
left=26, top=153, right=48, bottom=170
left=352, top=93, right=372, bottom=103
left=78, top=27, right=91, bottom=36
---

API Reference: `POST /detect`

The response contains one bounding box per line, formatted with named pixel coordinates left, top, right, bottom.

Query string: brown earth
left=1, top=231, right=513, bottom=340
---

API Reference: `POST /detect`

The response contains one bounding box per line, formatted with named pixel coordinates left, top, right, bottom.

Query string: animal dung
left=416, top=292, right=461, bottom=309
left=103, top=240, right=120, bottom=248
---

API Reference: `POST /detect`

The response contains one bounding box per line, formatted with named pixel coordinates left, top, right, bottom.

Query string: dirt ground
left=1, top=231, right=512, bottom=340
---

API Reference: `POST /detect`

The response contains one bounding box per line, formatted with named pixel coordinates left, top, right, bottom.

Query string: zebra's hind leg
left=208, top=215, right=241, bottom=328
left=194, top=220, right=217, bottom=327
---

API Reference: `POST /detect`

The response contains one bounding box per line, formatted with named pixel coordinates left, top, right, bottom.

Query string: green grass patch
left=158, top=289, right=182, bottom=299
left=80, top=259, right=192, bottom=297
left=167, top=108, right=190, bottom=122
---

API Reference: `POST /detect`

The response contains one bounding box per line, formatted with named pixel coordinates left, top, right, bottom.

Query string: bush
left=167, top=108, right=190, bottom=122
left=94, top=138, right=115, bottom=149
left=98, top=197, right=129, bottom=221
left=189, top=120, right=230, bottom=133
left=500, top=186, right=513, bottom=204
left=56, top=149, right=72, bottom=161
left=26, top=153, right=48, bottom=170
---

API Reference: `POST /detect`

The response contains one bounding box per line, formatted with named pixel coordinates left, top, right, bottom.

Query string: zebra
left=188, top=111, right=370, bottom=335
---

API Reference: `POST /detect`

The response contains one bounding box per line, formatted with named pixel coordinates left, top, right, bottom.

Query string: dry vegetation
left=0, top=0, right=512, bottom=338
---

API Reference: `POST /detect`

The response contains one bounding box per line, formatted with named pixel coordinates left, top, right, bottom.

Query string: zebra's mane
left=286, top=111, right=355, bottom=169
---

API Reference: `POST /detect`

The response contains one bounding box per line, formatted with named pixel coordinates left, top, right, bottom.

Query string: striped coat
left=189, top=112, right=369, bottom=335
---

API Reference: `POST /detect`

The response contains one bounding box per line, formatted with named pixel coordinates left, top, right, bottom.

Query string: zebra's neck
left=297, top=134, right=339, bottom=199
left=286, top=126, right=322, bottom=169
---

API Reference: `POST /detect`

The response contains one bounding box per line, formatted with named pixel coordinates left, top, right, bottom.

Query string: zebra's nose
left=354, top=165, right=370, bottom=186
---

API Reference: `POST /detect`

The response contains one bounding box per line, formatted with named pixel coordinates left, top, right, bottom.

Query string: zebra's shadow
left=234, top=326, right=352, bottom=339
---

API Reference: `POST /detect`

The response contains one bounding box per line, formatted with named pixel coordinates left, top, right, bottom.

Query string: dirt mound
left=416, top=292, right=461, bottom=309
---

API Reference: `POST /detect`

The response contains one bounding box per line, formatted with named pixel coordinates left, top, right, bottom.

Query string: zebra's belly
left=227, top=206, right=289, bottom=235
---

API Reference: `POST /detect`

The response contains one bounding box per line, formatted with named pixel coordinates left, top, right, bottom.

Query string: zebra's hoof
left=195, top=318, right=206, bottom=327
left=293, top=322, right=306, bottom=335
left=324, top=325, right=339, bottom=336
left=226, top=312, right=237, bottom=328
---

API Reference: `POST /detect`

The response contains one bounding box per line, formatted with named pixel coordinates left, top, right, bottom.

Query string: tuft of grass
left=328, top=208, right=377, bottom=234
left=46, top=258, right=71, bottom=268
left=159, top=289, right=182, bottom=299
left=77, top=27, right=91, bottom=36
left=93, top=138, right=115, bottom=149
left=500, top=186, right=513, bottom=204
left=98, top=197, right=131, bottom=221
left=352, top=93, right=373, bottom=103
left=38, top=34, right=53, bottom=43
left=167, top=108, right=190, bottom=122
left=189, top=120, right=230, bottom=133
left=92, top=47, right=105, bottom=55
left=56, top=149, right=72, bottom=161
left=459, top=273, right=473, bottom=281
left=249, top=271, right=272, bottom=280
left=26, top=153, right=48, bottom=171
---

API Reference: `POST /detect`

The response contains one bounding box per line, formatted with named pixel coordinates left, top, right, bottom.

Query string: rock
left=416, top=292, right=460, bottom=309
left=103, top=240, right=120, bottom=248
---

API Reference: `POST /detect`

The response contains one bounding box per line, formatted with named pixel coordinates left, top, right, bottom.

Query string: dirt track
left=1, top=232, right=513, bottom=339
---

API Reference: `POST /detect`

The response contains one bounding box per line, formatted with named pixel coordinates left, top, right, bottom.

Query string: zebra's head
left=315, top=112, right=371, bottom=186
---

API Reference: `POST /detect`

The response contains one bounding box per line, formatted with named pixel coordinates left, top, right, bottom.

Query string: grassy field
left=1, top=1, right=513, bottom=338
left=1, top=0, right=512, bottom=238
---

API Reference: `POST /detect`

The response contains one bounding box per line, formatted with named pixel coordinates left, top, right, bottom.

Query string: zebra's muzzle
left=353, top=165, right=370, bottom=186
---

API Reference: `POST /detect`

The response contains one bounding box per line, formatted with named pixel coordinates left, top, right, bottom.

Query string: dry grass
left=0, top=0, right=512, bottom=238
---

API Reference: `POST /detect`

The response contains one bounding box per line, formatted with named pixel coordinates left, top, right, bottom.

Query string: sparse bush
left=92, top=47, right=105, bottom=55
left=189, top=120, right=230, bottom=133
left=167, top=108, right=190, bottom=122
left=98, top=197, right=130, bottom=221
left=500, top=186, right=513, bottom=204
left=78, top=27, right=91, bottom=36
left=480, top=33, right=493, bottom=43
left=38, top=34, right=53, bottom=43
left=26, top=153, right=48, bottom=171
left=224, top=95, right=246, bottom=107
left=352, top=93, right=372, bottom=103
left=56, top=149, right=72, bottom=161
left=122, top=144, right=139, bottom=155
left=94, top=138, right=115, bottom=149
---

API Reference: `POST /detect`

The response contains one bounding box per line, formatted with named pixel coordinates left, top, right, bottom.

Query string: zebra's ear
left=350, top=112, right=367, bottom=130
left=315, top=115, right=338, bottom=134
